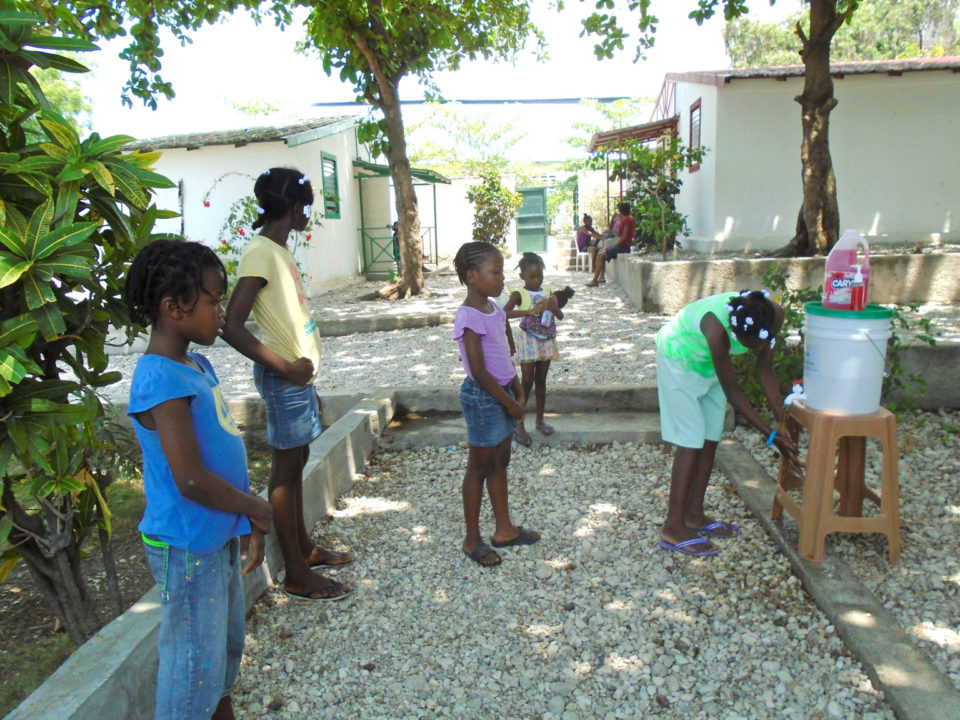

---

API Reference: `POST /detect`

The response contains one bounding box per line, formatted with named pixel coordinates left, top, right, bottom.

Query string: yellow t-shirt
left=236, top=235, right=322, bottom=379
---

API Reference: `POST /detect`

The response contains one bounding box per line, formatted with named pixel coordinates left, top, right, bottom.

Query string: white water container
left=802, top=302, right=893, bottom=414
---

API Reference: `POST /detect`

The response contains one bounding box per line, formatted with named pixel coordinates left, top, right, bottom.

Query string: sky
left=77, top=0, right=800, bottom=161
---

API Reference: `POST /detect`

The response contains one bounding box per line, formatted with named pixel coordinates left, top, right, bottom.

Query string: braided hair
left=726, top=289, right=777, bottom=347
left=454, top=241, right=500, bottom=285
left=125, top=240, right=227, bottom=327
left=517, top=251, right=544, bottom=273
left=252, top=167, right=314, bottom=230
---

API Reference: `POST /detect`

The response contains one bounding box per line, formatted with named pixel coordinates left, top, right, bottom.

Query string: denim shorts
left=144, top=537, right=245, bottom=720
left=605, top=243, right=632, bottom=260
left=254, top=364, right=322, bottom=450
left=459, top=376, right=517, bottom=447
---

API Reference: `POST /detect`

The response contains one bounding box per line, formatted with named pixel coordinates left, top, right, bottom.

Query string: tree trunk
left=784, top=0, right=846, bottom=257
left=379, top=83, right=424, bottom=297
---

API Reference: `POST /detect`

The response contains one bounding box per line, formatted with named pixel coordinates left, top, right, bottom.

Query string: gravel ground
left=99, top=267, right=959, bottom=716
left=233, top=444, right=896, bottom=720
left=735, top=413, right=960, bottom=692
left=98, top=267, right=960, bottom=403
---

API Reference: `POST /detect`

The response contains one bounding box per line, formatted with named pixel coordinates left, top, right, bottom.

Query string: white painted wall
left=414, top=174, right=520, bottom=260
left=146, top=127, right=373, bottom=293
left=674, top=69, right=960, bottom=251
left=674, top=83, right=721, bottom=247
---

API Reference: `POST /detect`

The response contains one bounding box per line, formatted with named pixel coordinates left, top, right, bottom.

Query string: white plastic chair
left=575, top=249, right=593, bottom=272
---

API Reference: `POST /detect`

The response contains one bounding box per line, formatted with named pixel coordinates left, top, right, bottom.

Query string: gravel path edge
left=716, top=439, right=960, bottom=720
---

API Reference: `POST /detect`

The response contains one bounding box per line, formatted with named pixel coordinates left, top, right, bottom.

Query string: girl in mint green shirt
left=654, top=290, right=799, bottom=557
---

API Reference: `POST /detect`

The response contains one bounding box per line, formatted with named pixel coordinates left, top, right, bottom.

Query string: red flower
left=203, top=200, right=210, bottom=207
left=238, top=228, right=245, bottom=236
left=306, top=234, right=312, bottom=242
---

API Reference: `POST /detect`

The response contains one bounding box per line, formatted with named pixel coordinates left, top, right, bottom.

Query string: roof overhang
left=352, top=159, right=451, bottom=185
left=587, top=116, right=679, bottom=153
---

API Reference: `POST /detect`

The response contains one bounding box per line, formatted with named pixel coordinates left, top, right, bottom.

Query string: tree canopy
left=725, top=0, right=960, bottom=66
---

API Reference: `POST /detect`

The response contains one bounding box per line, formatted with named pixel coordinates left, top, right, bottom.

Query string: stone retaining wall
left=609, top=252, right=960, bottom=314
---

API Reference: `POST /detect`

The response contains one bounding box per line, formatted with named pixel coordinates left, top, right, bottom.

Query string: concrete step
left=379, top=410, right=662, bottom=450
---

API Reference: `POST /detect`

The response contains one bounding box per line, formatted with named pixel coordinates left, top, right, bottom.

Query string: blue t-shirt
left=128, top=352, right=251, bottom=554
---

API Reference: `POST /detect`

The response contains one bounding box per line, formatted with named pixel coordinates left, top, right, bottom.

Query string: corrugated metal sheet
left=122, top=116, right=360, bottom=151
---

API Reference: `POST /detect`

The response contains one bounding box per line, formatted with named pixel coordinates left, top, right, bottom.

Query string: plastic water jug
left=822, top=229, right=870, bottom=311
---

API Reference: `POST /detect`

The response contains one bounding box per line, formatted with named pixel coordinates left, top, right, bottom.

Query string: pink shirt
left=453, top=301, right=516, bottom=385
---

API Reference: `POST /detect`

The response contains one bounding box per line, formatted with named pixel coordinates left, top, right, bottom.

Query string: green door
left=516, top=187, right=547, bottom=253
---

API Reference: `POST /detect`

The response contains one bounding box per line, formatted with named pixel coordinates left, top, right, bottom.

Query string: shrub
left=466, top=171, right=522, bottom=247
left=0, top=7, right=173, bottom=645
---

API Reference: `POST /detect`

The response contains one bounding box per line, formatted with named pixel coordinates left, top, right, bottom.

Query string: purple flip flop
left=659, top=537, right=721, bottom=557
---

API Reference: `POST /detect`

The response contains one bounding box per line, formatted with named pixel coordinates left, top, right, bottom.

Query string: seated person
left=576, top=214, right=604, bottom=270
left=587, top=201, right=634, bottom=287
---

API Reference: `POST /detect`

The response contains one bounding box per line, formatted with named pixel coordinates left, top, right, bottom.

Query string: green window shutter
left=321, top=153, right=340, bottom=219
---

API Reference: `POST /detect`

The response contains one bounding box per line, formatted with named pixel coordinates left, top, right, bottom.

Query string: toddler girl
left=503, top=252, right=562, bottom=445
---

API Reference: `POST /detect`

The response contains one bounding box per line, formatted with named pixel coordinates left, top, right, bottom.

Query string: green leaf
left=0, top=10, right=42, bottom=26
left=22, top=270, right=56, bottom=308
left=25, top=199, right=54, bottom=257
left=33, top=221, right=97, bottom=260
left=0, top=312, right=38, bottom=347
left=0, top=225, right=27, bottom=255
left=0, top=254, right=30, bottom=288
left=105, top=166, right=149, bottom=209
left=37, top=253, right=90, bottom=279
left=24, top=35, right=97, bottom=52
left=6, top=420, right=53, bottom=475
left=85, top=135, right=135, bottom=157
left=26, top=51, right=88, bottom=74
left=39, top=116, right=79, bottom=150
left=53, top=179, right=79, bottom=222
left=0, top=61, right=14, bottom=106
left=32, top=300, right=66, bottom=339
left=0, top=347, right=38, bottom=389
left=86, top=161, right=114, bottom=195
left=0, top=555, right=19, bottom=584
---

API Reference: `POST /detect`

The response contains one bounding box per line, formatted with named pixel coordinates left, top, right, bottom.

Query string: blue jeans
left=144, top=537, right=245, bottom=720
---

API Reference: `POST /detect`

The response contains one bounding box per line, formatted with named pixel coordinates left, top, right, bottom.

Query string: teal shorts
left=656, top=353, right=727, bottom=448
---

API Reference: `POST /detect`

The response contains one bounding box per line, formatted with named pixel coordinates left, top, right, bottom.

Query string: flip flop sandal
left=464, top=542, right=501, bottom=567
left=283, top=580, right=353, bottom=602
left=308, top=549, right=354, bottom=568
left=658, top=536, right=720, bottom=557
left=692, top=521, right=741, bottom=539
left=491, top=526, right=541, bottom=548
left=536, top=424, right=555, bottom=436
left=513, top=429, right=533, bottom=447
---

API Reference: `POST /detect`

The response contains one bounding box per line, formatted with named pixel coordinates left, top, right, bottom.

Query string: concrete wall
left=673, top=69, right=960, bottom=252
left=608, top=252, right=960, bottom=314
left=148, top=128, right=377, bottom=294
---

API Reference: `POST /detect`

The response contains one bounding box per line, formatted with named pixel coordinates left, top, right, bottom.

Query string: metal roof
left=666, top=56, right=960, bottom=86
left=122, top=116, right=360, bottom=151
left=588, top=116, right=679, bottom=153
left=352, top=159, right=451, bottom=185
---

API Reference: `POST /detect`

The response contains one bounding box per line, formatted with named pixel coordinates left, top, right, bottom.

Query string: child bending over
left=655, top=290, right=799, bottom=557
left=453, top=242, right=541, bottom=566
left=125, top=240, right=273, bottom=720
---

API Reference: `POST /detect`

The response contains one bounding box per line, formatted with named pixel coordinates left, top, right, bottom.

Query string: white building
left=125, top=117, right=450, bottom=290
left=590, top=57, right=960, bottom=253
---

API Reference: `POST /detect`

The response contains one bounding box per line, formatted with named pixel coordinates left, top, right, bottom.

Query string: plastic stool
left=773, top=401, right=901, bottom=563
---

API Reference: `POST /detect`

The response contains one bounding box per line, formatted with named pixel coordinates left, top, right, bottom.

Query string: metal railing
left=359, top=225, right=438, bottom=274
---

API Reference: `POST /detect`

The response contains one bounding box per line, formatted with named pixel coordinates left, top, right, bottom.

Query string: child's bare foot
left=491, top=526, right=540, bottom=547
left=306, top=545, right=354, bottom=567
left=463, top=541, right=501, bottom=566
